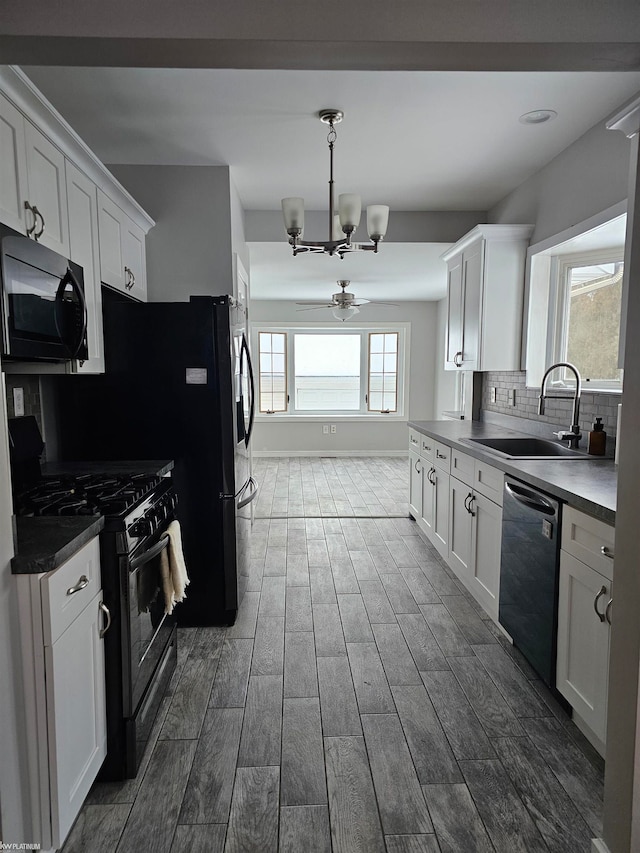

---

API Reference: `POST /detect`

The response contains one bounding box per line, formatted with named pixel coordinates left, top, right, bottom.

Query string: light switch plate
left=13, top=387, right=25, bottom=417
left=490, top=387, right=497, bottom=403
left=322, top=425, right=329, bottom=434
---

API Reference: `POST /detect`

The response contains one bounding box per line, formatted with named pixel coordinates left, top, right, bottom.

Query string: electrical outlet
left=322, top=425, right=329, bottom=435
left=330, top=424, right=337, bottom=434
left=511, top=389, right=517, bottom=406
left=13, top=387, right=25, bottom=417
left=490, top=387, right=497, bottom=403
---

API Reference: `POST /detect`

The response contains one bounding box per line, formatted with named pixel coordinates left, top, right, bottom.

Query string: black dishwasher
left=499, top=477, right=561, bottom=687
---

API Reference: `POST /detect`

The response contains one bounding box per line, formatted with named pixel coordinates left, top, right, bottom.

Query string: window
left=258, top=332, right=287, bottom=412
left=552, top=251, right=624, bottom=389
left=254, top=326, right=406, bottom=415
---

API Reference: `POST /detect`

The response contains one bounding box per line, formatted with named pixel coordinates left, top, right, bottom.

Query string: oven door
left=125, top=531, right=176, bottom=715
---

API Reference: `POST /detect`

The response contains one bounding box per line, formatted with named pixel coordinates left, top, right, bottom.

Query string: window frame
left=547, top=248, right=624, bottom=392
left=252, top=322, right=409, bottom=419
left=257, top=331, right=288, bottom=413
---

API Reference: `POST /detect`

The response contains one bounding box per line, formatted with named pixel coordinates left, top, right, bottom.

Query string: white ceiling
left=21, top=66, right=640, bottom=300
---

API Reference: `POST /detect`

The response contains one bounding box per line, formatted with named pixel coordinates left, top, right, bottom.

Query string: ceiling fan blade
left=295, top=301, right=336, bottom=306
left=296, top=305, right=332, bottom=311
left=368, top=301, right=400, bottom=307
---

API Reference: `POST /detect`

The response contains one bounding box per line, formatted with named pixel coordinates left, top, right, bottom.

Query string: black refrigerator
left=53, top=294, right=256, bottom=626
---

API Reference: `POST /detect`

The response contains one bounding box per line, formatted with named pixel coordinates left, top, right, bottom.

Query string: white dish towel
left=160, top=519, right=190, bottom=614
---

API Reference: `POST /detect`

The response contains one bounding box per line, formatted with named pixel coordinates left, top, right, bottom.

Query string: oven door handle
left=237, top=476, right=258, bottom=510
left=130, top=534, right=170, bottom=572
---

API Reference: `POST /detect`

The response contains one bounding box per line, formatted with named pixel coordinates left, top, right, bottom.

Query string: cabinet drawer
left=419, top=435, right=435, bottom=462
left=408, top=429, right=420, bottom=452
left=561, top=506, right=615, bottom=581
left=41, top=537, right=101, bottom=645
left=434, top=441, right=451, bottom=472
left=474, top=460, right=504, bottom=506
left=451, top=449, right=474, bottom=486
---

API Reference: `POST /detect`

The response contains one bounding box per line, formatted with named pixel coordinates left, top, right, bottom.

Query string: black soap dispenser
left=588, top=417, right=606, bottom=456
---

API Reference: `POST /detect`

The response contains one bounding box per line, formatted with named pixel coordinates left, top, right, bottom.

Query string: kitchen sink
left=462, top=436, right=592, bottom=460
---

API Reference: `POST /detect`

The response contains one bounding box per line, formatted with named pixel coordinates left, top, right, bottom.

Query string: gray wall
left=489, top=119, right=631, bottom=243
left=433, top=298, right=459, bottom=418
left=245, top=210, right=487, bottom=245
left=250, top=299, right=438, bottom=454
left=108, top=165, right=236, bottom=301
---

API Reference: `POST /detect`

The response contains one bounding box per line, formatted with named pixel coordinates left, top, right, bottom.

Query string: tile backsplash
left=481, top=370, right=620, bottom=442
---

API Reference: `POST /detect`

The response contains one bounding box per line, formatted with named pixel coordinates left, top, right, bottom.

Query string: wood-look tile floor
left=63, top=458, right=604, bottom=853
left=252, top=456, right=409, bottom=518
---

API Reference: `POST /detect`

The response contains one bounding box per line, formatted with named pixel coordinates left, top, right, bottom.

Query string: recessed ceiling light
left=519, top=109, right=558, bottom=125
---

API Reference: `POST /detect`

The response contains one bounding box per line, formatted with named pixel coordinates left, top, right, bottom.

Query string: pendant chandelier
left=281, top=110, right=390, bottom=259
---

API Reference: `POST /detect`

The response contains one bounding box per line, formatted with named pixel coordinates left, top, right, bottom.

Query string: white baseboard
left=591, top=838, right=611, bottom=853
left=252, top=450, right=408, bottom=458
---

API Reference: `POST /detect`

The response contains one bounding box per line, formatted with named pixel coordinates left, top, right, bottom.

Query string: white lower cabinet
left=409, top=450, right=423, bottom=520
left=16, top=537, right=108, bottom=850
left=408, top=432, right=504, bottom=623
left=422, top=464, right=449, bottom=560
left=556, top=507, right=615, bottom=751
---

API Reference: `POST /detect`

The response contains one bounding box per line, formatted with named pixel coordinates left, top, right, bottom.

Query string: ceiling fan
left=296, top=280, right=399, bottom=321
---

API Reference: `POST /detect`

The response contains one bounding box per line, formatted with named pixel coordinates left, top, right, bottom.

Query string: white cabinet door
left=556, top=551, right=611, bottom=744
left=44, top=591, right=107, bottom=847
left=0, top=91, right=29, bottom=233
left=470, top=490, right=502, bottom=619
left=421, top=464, right=434, bottom=537
left=97, top=188, right=126, bottom=291
left=65, top=161, right=104, bottom=374
left=409, top=451, right=423, bottom=519
left=123, top=216, right=147, bottom=300
left=24, top=121, right=69, bottom=255
left=459, top=242, right=482, bottom=371
left=448, top=476, right=473, bottom=579
left=445, top=255, right=464, bottom=369
left=432, top=468, right=450, bottom=560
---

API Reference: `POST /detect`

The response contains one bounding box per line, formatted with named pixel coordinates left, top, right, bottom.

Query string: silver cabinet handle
left=453, top=351, right=463, bottom=367
left=428, top=466, right=436, bottom=485
left=600, top=545, right=615, bottom=559
left=99, top=601, right=112, bottom=638
left=605, top=598, right=613, bottom=626
left=436, top=451, right=447, bottom=459
left=414, top=459, right=421, bottom=473
left=423, top=443, right=432, bottom=453
left=124, top=266, right=135, bottom=290
left=67, top=575, right=89, bottom=596
left=33, top=205, right=45, bottom=240
left=593, top=585, right=607, bottom=623
left=24, top=200, right=37, bottom=236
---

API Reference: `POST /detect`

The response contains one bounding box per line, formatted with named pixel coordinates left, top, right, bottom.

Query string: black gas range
left=9, top=419, right=180, bottom=780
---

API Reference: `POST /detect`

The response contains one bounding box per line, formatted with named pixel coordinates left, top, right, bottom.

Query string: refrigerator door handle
left=241, top=332, right=256, bottom=446
left=237, top=476, right=258, bottom=510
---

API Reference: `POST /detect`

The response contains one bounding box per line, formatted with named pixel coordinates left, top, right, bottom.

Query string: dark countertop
left=41, top=459, right=174, bottom=478
left=12, top=515, right=105, bottom=575
left=408, top=419, right=616, bottom=525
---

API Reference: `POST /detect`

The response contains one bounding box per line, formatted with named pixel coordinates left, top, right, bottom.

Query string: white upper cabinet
left=0, top=91, right=29, bottom=232
left=23, top=120, right=70, bottom=255
left=66, top=161, right=104, bottom=373
left=442, top=224, right=534, bottom=371
left=0, top=66, right=154, bottom=314
left=98, top=189, right=148, bottom=300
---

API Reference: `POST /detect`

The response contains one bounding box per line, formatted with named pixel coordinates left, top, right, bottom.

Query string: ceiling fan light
left=332, top=304, right=360, bottom=322
left=282, top=197, right=304, bottom=232
left=367, top=205, right=389, bottom=240
left=338, top=193, right=361, bottom=230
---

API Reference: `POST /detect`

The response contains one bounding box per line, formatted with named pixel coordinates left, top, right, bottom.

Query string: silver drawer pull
left=605, top=598, right=613, bottom=626
left=99, top=601, right=112, bottom=638
left=414, top=459, right=421, bottom=473
left=436, top=451, right=447, bottom=459
left=600, top=545, right=615, bottom=559
left=593, top=585, right=607, bottom=623
left=67, top=575, right=89, bottom=596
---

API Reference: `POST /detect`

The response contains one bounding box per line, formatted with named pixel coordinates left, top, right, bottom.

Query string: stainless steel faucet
left=538, top=362, right=582, bottom=449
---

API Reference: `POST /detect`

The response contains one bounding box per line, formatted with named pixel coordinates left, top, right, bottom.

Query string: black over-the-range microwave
left=0, top=222, right=88, bottom=363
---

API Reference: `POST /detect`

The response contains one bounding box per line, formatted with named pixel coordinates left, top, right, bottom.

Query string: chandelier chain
left=327, top=121, right=337, bottom=146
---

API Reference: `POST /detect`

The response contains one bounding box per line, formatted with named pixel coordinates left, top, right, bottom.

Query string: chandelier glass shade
left=281, top=110, right=390, bottom=258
